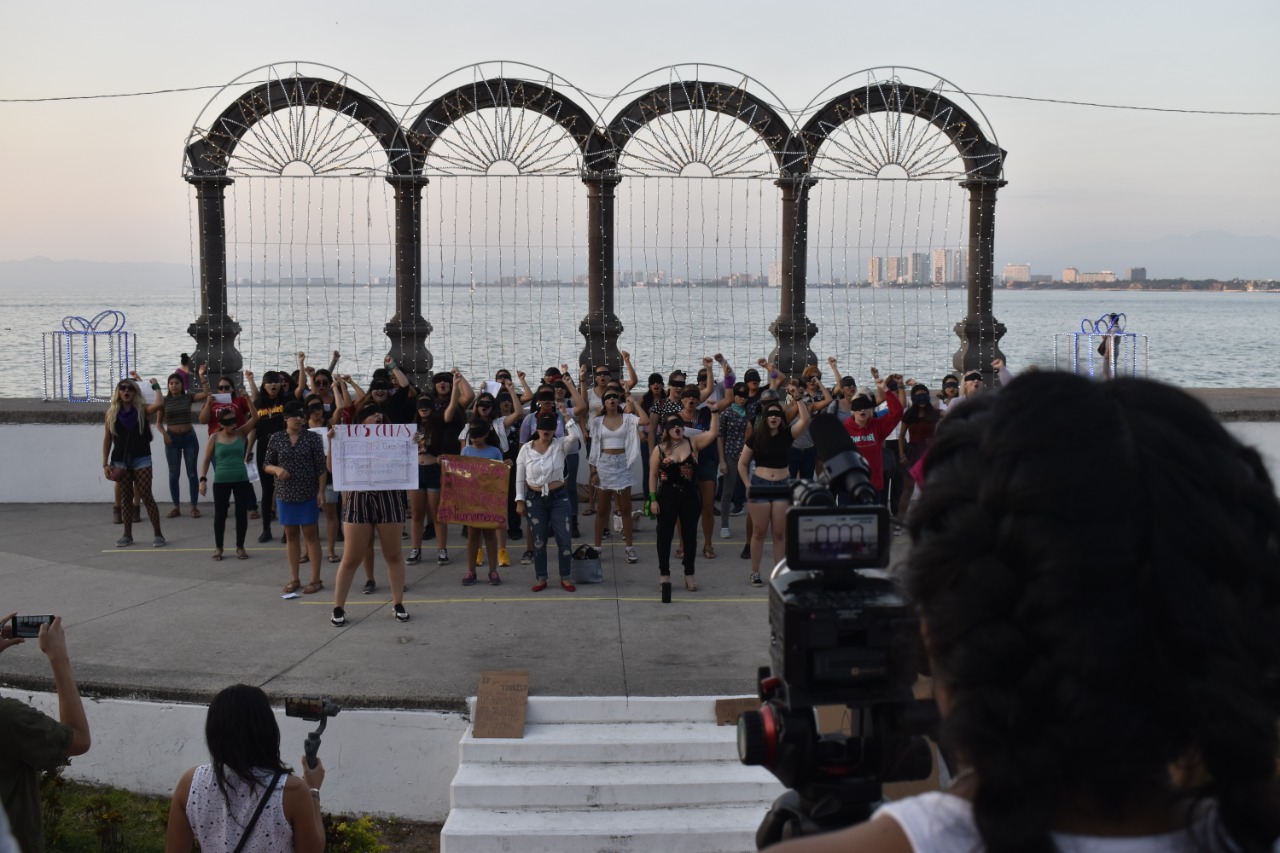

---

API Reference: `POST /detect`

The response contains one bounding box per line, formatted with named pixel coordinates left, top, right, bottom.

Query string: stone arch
left=407, top=77, right=606, bottom=174
left=796, top=81, right=1005, bottom=178
left=597, top=78, right=797, bottom=175
left=184, top=75, right=411, bottom=177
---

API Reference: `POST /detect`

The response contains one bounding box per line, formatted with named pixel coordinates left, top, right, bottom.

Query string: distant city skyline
left=2, top=1, right=1277, bottom=281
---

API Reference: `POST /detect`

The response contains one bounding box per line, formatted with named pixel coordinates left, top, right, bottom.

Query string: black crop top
left=751, top=427, right=793, bottom=469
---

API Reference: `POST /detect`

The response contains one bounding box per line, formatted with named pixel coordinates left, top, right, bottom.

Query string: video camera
left=285, top=697, right=341, bottom=769
left=736, top=414, right=939, bottom=848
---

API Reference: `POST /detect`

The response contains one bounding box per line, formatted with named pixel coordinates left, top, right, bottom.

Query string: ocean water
left=9, top=284, right=1279, bottom=398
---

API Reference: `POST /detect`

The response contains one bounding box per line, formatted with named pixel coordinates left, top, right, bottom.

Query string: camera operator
left=766, top=372, right=1280, bottom=852
left=0, top=614, right=92, bottom=853
left=166, top=684, right=325, bottom=853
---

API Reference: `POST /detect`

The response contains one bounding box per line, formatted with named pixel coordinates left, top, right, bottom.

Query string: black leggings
left=255, top=438, right=276, bottom=528
left=213, top=481, right=256, bottom=549
left=656, top=486, right=700, bottom=576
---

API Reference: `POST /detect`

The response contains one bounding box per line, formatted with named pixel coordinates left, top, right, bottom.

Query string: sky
left=2, top=0, right=1278, bottom=279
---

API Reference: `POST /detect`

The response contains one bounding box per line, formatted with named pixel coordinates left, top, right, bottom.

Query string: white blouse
left=185, top=763, right=293, bottom=852
left=515, top=419, right=581, bottom=500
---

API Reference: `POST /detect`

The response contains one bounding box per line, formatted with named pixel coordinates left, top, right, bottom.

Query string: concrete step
left=459, top=720, right=740, bottom=764
left=467, top=694, right=754, bottom=725
left=449, top=760, right=783, bottom=809
left=441, top=805, right=769, bottom=853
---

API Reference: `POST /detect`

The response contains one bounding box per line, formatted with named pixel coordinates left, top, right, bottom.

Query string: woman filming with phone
left=165, top=684, right=324, bottom=853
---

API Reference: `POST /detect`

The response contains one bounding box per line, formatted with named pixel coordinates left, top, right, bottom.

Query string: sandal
left=166, top=507, right=181, bottom=519
left=236, top=548, right=249, bottom=560
left=282, top=579, right=301, bottom=594
left=300, top=554, right=309, bottom=564
left=302, top=580, right=324, bottom=595
left=675, top=547, right=684, bottom=559
left=703, top=544, right=716, bottom=559
left=190, top=507, right=201, bottom=518
left=581, top=508, right=596, bottom=516
left=249, top=509, right=261, bottom=520
left=327, top=553, right=340, bottom=563
left=685, top=577, right=699, bottom=592
left=211, top=549, right=223, bottom=561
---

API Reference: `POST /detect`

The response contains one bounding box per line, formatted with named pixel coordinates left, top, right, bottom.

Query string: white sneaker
left=720, top=526, right=731, bottom=539
left=625, top=546, right=638, bottom=564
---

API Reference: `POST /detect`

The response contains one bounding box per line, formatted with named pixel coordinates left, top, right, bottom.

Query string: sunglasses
left=595, top=371, right=610, bottom=377
left=117, top=385, right=133, bottom=392
left=313, top=379, right=330, bottom=386
left=496, top=375, right=511, bottom=382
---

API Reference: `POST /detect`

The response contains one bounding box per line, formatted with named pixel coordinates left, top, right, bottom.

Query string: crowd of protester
left=101, top=349, right=1003, bottom=625
left=17, top=362, right=1278, bottom=851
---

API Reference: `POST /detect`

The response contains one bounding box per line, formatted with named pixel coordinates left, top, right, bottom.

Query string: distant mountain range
left=0, top=257, right=192, bottom=290
left=3, top=230, right=1277, bottom=290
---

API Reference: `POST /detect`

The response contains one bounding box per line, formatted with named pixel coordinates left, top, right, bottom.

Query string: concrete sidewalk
left=0, top=503, right=908, bottom=709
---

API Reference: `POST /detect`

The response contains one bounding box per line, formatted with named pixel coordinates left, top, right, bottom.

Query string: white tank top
left=185, top=763, right=293, bottom=852
left=875, top=791, right=1243, bottom=853
left=596, top=417, right=628, bottom=450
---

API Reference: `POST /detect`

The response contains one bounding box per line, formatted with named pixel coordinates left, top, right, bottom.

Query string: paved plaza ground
left=0, top=501, right=910, bottom=709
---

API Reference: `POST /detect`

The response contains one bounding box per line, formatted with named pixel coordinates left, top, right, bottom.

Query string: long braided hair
left=906, top=372, right=1280, bottom=853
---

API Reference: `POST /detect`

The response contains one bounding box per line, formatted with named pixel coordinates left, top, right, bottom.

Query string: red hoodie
left=842, top=390, right=903, bottom=490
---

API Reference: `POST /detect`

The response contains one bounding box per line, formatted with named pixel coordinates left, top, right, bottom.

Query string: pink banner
left=438, top=455, right=509, bottom=529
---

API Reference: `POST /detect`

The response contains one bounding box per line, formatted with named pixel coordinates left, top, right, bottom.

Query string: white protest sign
left=330, top=423, right=417, bottom=491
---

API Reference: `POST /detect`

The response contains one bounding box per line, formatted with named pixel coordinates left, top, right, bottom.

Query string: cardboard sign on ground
left=472, top=670, right=529, bottom=739
left=715, top=697, right=760, bottom=726
left=438, top=455, right=508, bottom=528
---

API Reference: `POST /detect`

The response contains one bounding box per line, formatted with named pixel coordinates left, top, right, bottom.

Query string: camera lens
left=737, top=707, right=775, bottom=768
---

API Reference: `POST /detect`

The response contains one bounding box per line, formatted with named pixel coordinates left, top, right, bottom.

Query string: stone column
left=952, top=177, right=1008, bottom=381
left=384, top=175, right=433, bottom=386
left=186, top=175, right=243, bottom=383
left=578, top=172, right=625, bottom=375
left=768, top=175, right=819, bottom=374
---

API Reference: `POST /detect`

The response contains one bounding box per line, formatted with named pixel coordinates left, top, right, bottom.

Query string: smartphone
left=11, top=615, right=54, bottom=639
left=285, top=697, right=326, bottom=721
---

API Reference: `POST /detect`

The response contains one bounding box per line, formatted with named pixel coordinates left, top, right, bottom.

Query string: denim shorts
left=748, top=472, right=790, bottom=503
left=117, top=455, right=152, bottom=471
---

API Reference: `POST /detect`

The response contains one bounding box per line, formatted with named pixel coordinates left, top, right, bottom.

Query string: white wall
left=0, top=687, right=467, bottom=821
left=0, top=421, right=1277, bottom=503
left=0, top=424, right=198, bottom=503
